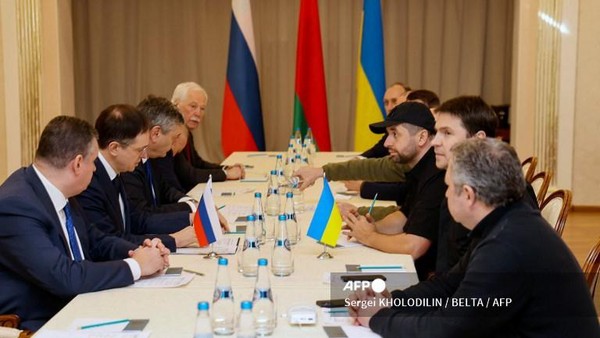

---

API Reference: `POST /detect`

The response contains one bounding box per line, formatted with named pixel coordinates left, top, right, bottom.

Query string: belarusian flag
left=293, top=0, right=331, bottom=151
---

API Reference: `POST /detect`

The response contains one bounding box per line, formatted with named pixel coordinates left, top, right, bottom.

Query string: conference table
left=36, top=152, right=418, bottom=337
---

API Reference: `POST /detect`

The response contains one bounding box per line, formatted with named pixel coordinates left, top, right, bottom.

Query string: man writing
left=350, top=138, right=599, bottom=337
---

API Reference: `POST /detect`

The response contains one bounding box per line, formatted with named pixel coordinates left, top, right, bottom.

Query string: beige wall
left=0, top=7, right=6, bottom=181
left=573, top=0, right=600, bottom=206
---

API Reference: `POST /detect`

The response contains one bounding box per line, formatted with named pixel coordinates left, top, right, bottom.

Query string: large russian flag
left=293, top=0, right=331, bottom=151
left=354, top=0, right=386, bottom=151
left=221, top=0, right=265, bottom=157
left=193, top=177, right=222, bottom=247
left=306, top=177, right=343, bottom=247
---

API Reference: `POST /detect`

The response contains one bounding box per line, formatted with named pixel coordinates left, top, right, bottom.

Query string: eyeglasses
left=119, top=142, right=147, bottom=155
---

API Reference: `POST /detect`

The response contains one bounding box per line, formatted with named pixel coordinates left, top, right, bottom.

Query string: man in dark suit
left=122, top=95, right=196, bottom=214
left=77, top=104, right=197, bottom=252
left=0, top=116, right=168, bottom=330
left=170, top=82, right=245, bottom=191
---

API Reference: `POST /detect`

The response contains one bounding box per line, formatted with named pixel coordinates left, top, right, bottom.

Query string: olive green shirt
left=323, top=157, right=407, bottom=220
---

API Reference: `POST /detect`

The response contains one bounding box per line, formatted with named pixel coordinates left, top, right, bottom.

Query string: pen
left=247, top=153, right=268, bottom=157
left=183, top=269, right=205, bottom=276
left=217, top=205, right=226, bottom=210
left=367, top=193, right=379, bottom=214
left=79, top=319, right=129, bottom=330
left=244, top=165, right=254, bottom=169
left=359, top=265, right=403, bottom=270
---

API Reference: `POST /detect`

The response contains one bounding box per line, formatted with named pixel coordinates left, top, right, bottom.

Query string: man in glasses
left=77, top=104, right=196, bottom=252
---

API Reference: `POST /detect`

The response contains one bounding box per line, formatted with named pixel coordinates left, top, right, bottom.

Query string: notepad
left=175, top=237, right=240, bottom=255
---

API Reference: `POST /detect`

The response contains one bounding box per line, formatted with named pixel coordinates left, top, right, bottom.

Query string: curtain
left=72, top=0, right=513, bottom=162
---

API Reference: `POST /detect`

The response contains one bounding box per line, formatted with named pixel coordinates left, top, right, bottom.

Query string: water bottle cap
left=197, top=301, right=209, bottom=311
left=218, top=257, right=228, bottom=266
left=258, top=258, right=268, bottom=266
left=270, top=169, right=277, bottom=175
left=276, top=154, right=282, bottom=159
left=241, top=301, right=253, bottom=310
left=254, top=192, right=262, bottom=198
left=302, top=144, right=307, bottom=147
left=278, top=214, right=286, bottom=221
left=286, top=191, right=293, bottom=198
left=247, top=214, right=256, bottom=221
left=295, top=154, right=301, bottom=158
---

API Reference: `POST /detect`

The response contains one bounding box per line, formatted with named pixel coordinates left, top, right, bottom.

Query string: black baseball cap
left=369, top=101, right=436, bottom=134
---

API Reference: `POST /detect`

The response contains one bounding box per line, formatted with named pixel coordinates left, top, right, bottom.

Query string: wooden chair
left=540, top=189, right=572, bottom=236
left=529, top=171, right=552, bottom=205
left=583, top=237, right=600, bottom=298
left=521, top=156, right=538, bottom=183
left=0, top=314, right=32, bottom=338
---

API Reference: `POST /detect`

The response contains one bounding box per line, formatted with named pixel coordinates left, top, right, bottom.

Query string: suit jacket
left=77, top=158, right=190, bottom=252
left=122, top=160, right=192, bottom=214
left=151, top=150, right=184, bottom=192
left=174, top=132, right=227, bottom=191
left=0, top=166, right=136, bottom=330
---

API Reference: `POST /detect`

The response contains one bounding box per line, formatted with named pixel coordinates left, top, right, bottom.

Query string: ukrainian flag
left=354, top=0, right=386, bottom=151
left=306, top=177, right=343, bottom=247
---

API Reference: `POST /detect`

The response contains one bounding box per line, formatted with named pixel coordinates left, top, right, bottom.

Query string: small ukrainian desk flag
left=306, top=176, right=343, bottom=247
left=193, top=177, right=222, bottom=247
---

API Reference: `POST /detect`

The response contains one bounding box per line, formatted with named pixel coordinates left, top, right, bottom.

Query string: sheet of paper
left=129, top=272, right=194, bottom=288
left=341, top=325, right=382, bottom=338
left=218, top=204, right=253, bottom=224
left=35, top=330, right=150, bottom=338
left=336, top=235, right=363, bottom=248
left=35, top=318, right=151, bottom=338
left=334, top=193, right=353, bottom=201
left=175, top=237, right=240, bottom=255
left=240, top=172, right=268, bottom=182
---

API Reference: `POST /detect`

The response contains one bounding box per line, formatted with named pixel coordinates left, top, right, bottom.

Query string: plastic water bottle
left=194, top=301, right=213, bottom=338
left=284, top=192, right=299, bottom=245
left=291, top=155, right=305, bottom=213
left=304, top=128, right=316, bottom=162
left=240, top=215, right=260, bottom=277
left=265, top=170, right=280, bottom=241
left=293, top=128, right=303, bottom=154
left=253, top=259, right=276, bottom=335
left=300, top=144, right=310, bottom=166
left=275, top=154, right=286, bottom=186
left=272, top=215, right=293, bottom=276
left=252, top=192, right=266, bottom=244
left=283, top=149, right=295, bottom=182
left=211, top=258, right=234, bottom=335
left=237, top=301, right=255, bottom=338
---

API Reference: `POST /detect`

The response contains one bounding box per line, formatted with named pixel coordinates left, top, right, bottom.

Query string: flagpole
left=203, top=243, right=221, bottom=259
left=317, top=243, right=333, bottom=259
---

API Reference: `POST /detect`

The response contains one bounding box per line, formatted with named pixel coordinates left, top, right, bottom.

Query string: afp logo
left=342, top=277, right=386, bottom=293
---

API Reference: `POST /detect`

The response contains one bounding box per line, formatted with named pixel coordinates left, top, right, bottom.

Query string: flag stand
left=203, top=243, right=221, bottom=259
left=317, top=243, right=333, bottom=260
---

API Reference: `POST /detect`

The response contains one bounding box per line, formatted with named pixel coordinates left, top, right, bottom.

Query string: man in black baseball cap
left=343, top=101, right=446, bottom=280
left=369, top=101, right=436, bottom=135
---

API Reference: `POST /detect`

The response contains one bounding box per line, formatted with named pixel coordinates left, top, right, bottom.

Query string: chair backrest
left=540, top=189, right=572, bottom=236
left=521, top=156, right=538, bottom=183
left=530, top=171, right=552, bottom=205
left=583, top=237, right=600, bottom=299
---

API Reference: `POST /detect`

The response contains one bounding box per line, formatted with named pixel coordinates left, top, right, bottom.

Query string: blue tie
left=144, top=161, right=157, bottom=207
left=63, top=203, right=82, bottom=262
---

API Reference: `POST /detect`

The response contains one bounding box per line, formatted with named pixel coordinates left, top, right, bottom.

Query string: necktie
left=113, top=175, right=127, bottom=227
left=144, top=161, right=158, bottom=207
left=63, top=203, right=82, bottom=262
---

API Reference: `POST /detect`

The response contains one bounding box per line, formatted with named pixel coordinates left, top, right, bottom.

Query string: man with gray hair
left=170, top=82, right=245, bottom=190
left=122, top=95, right=198, bottom=214
left=350, top=138, right=599, bottom=337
